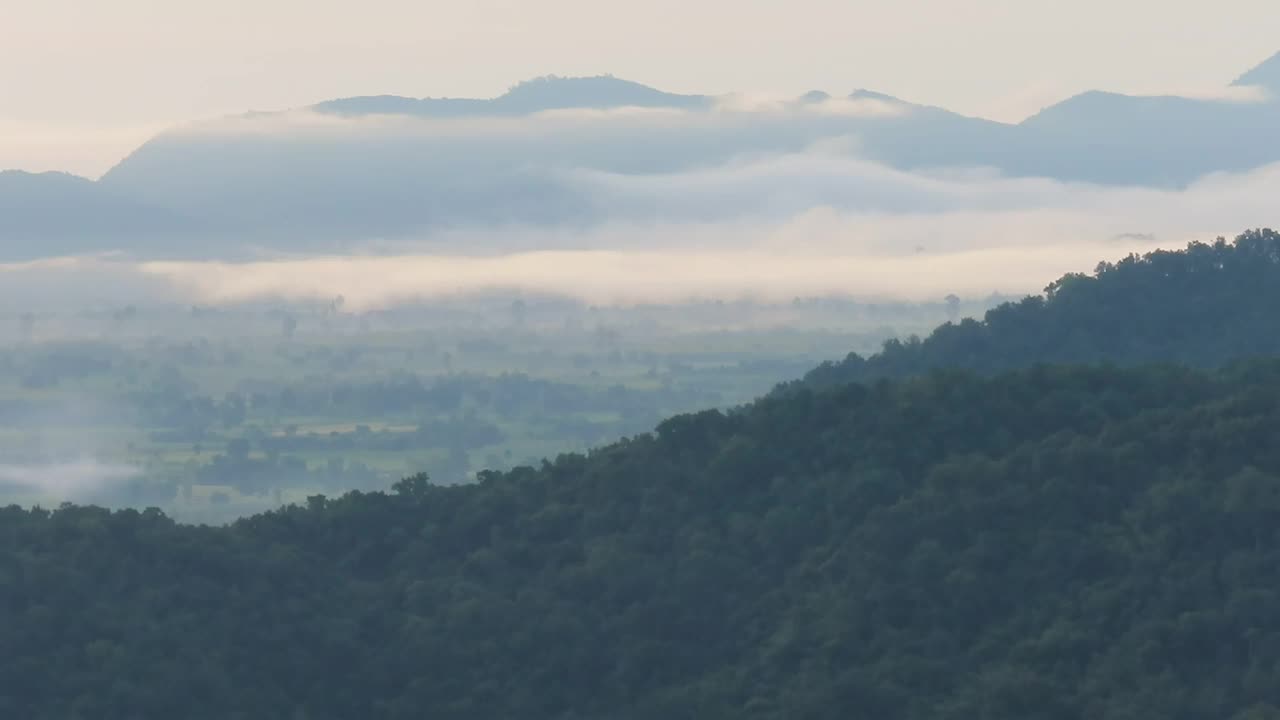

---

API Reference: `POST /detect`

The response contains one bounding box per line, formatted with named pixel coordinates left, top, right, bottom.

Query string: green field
left=0, top=296, right=978, bottom=522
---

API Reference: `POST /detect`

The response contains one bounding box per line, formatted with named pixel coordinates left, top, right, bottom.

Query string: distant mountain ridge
left=3, top=53, right=1280, bottom=260
left=1233, top=51, right=1280, bottom=90
left=84, top=78, right=1006, bottom=257
left=311, top=75, right=715, bottom=117
left=0, top=170, right=196, bottom=259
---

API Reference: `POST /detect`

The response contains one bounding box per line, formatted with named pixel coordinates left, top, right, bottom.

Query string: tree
left=797, top=229, right=1280, bottom=391
left=392, top=472, right=431, bottom=498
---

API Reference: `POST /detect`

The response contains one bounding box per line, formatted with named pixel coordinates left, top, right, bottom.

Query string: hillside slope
left=1234, top=51, right=1280, bottom=91
left=5, top=361, right=1280, bottom=718
left=800, top=228, right=1280, bottom=391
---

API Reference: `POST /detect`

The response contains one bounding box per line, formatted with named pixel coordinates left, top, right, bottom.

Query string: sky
left=3, top=0, right=1279, bottom=176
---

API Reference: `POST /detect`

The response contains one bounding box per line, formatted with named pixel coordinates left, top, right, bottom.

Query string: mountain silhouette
left=3, top=53, right=1280, bottom=260
left=313, top=75, right=714, bottom=117
left=1234, top=51, right=1280, bottom=91
left=0, top=171, right=196, bottom=259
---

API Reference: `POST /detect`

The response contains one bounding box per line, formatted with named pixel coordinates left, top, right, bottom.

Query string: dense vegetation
left=800, top=229, right=1280, bottom=390
left=7, top=231, right=1280, bottom=717
left=6, top=360, right=1280, bottom=718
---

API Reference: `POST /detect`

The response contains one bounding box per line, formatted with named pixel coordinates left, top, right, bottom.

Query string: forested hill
left=7, top=361, right=1280, bottom=718
left=799, top=228, right=1280, bottom=391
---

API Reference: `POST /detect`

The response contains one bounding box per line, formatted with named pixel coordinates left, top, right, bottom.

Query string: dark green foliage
left=5, top=362, right=1280, bottom=718
left=798, top=229, right=1280, bottom=391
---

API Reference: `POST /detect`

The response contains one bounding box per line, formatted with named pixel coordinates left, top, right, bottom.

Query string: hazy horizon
left=4, top=1, right=1280, bottom=176
left=5, top=6, right=1280, bottom=714
left=2, top=3, right=1278, bottom=314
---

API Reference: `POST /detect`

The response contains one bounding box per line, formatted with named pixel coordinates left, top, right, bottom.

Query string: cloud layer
left=0, top=461, right=139, bottom=498
left=7, top=153, right=1277, bottom=308
left=6, top=95, right=1278, bottom=309
left=111, top=145, right=1277, bottom=309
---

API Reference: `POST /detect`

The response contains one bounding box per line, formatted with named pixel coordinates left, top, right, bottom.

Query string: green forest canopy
left=798, top=228, right=1280, bottom=391
left=5, top=231, right=1280, bottom=718
left=6, top=360, right=1280, bottom=718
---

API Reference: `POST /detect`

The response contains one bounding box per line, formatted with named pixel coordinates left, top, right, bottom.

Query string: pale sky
left=3, top=0, right=1279, bottom=176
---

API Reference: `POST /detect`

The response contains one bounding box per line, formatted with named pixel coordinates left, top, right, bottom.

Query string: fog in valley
left=3, top=55, right=1279, bottom=520
left=11, top=5, right=1280, bottom=715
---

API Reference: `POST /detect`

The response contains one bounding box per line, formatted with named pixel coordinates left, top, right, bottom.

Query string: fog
left=10, top=63, right=1280, bottom=267
left=138, top=241, right=1154, bottom=311
left=70, top=70, right=1276, bottom=262
left=173, top=96, right=907, bottom=138
left=0, top=461, right=139, bottom=498
left=2, top=79, right=1280, bottom=316
left=2, top=132, right=1274, bottom=516
left=5, top=148, right=1275, bottom=311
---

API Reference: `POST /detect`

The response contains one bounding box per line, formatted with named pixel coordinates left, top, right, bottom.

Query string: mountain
left=1000, top=52, right=1280, bottom=184
left=312, top=75, right=715, bottom=117
left=83, top=78, right=1012, bottom=255
left=798, top=228, right=1280, bottom=391
left=7, top=230, right=1280, bottom=716
left=1012, top=89, right=1280, bottom=184
left=1234, top=51, right=1280, bottom=91
left=0, top=171, right=195, bottom=259
left=4, top=55, right=1280, bottom=260
left=6, top=358, right=1280, bottom=718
